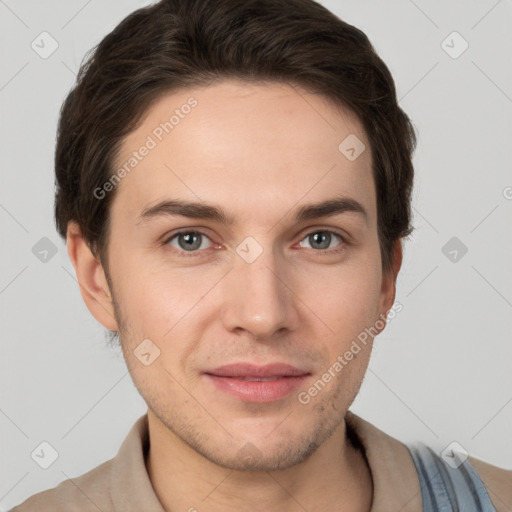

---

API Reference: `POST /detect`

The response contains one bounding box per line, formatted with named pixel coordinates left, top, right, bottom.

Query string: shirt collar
left=110, top=413, right=165, bottom=511
left=345, top=411, right=422, bottom=511
left=109, top=412, right=422, bottom=511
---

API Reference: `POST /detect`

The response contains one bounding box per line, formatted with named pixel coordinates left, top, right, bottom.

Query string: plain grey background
left=1, top=0, right=511, bottom=509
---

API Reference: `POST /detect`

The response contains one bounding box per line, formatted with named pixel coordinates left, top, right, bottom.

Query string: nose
left=220, top=245, right=300, bottom=340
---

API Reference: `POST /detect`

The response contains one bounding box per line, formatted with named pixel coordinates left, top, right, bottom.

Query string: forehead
left=112, top=79, right=375, bottom=226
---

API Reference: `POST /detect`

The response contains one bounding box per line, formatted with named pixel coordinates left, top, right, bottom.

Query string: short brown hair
left=55, top=0, right=416, bottom=275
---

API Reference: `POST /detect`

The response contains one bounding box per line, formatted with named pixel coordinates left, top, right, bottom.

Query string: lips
left=205, top=362, right=308, bottom=378
left=203, top=363, right=310, bottom=403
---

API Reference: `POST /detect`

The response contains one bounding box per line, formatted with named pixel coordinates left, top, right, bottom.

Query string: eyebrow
left=137, top=195, right=368, bottom=226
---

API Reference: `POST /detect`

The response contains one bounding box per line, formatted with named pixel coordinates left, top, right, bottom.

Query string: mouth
left=203, top=363, right=310, bottom=403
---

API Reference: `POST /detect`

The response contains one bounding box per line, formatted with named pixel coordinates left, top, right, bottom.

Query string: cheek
left=299, top=254, right=382, bottom=334
left=111, top=244, right=174, bottom=307
left=111, top=253, right=223, bottom=350
left=110, top=228, right=383, bottom=343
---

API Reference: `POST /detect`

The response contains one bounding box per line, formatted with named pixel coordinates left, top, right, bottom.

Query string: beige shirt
left=11, top=412, right=512, bottom=512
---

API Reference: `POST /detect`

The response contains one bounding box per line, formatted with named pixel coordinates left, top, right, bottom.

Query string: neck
left=145, top=411, right=373, bottom=512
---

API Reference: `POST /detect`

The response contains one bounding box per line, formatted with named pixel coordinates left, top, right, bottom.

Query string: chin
left=202, top=437, right=323, bottom=472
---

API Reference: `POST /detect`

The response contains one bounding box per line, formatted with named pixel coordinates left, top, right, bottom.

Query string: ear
left=66, top=222, right=119, bottom=331
left=377, top=239, right=403, bottom=329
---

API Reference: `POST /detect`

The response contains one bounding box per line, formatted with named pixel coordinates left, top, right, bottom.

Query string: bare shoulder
left=469, top=456, right=512, bottom=512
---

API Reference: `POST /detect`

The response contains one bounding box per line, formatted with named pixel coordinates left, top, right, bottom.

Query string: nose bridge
left=221, top=237, right=297, bottom=338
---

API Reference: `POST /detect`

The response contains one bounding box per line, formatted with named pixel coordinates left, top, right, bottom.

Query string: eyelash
left=162, top=229, right=348, bottom=258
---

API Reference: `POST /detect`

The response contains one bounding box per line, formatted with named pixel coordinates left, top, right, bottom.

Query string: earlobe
left=66, top=222, right=118, bottom=331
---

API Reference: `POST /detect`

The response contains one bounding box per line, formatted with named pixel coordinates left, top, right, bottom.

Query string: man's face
left=104, top=79, right=395, bottom=470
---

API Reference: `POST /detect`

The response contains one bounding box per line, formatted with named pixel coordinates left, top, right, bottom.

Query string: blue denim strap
left=407, top=443, right=496, bottom=511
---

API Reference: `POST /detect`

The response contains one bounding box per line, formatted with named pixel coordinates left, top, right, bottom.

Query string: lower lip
left=204, top=374, right=309, bottom=403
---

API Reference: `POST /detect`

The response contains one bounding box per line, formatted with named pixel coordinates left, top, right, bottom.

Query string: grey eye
left=168, top=232, right=211, bottom=252
left=300, top=231, right=342, bottom=251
